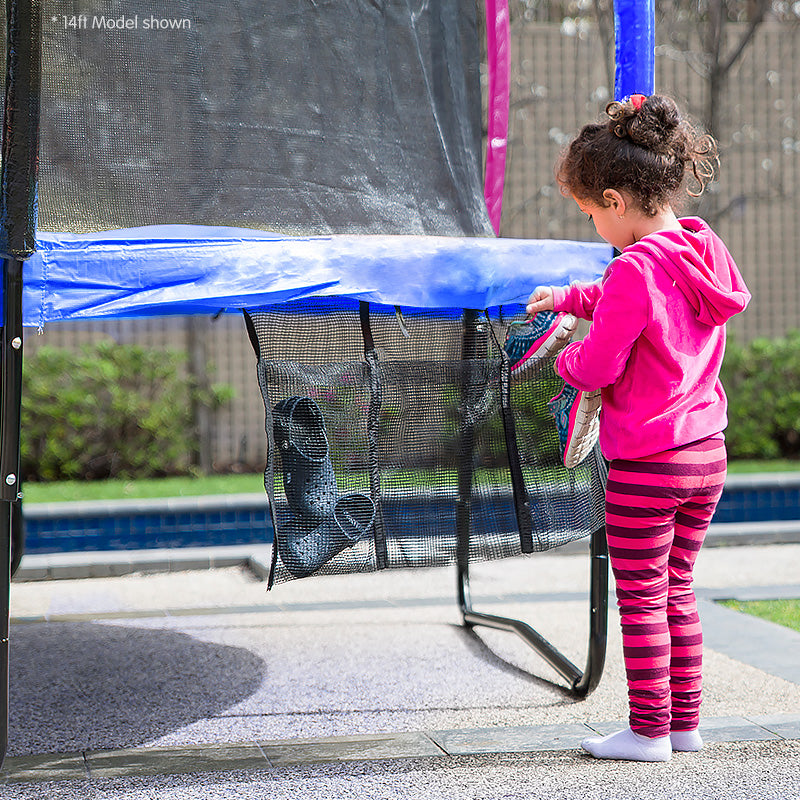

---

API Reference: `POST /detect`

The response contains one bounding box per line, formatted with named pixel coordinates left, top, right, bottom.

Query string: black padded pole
left=359, top=302, right=388, bottom=569
left=1, top=0, right=41, bottom=259
left=455, top=310, right=479, bottom=606
left=0, top=0, right=43, bottom=768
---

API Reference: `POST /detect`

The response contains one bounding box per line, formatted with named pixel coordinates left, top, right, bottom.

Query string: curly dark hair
left=556, top=94, right=718, bottom=217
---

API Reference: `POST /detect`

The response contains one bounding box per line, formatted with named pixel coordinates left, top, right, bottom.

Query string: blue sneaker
left=548, top=383, right=601, bottom=468
left=504, top=311, right=577, bottom=374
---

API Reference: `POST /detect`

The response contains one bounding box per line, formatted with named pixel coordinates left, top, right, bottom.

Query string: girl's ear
left=602, top=189, right=627, bottom=217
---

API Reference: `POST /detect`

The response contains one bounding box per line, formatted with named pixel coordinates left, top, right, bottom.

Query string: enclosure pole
left=455, top=310, right=479, bottom=607
left=613, top=0, right=655, bottom=99
left=0, top=0, right=43, bottom=767
left=482, top=0, right=510, bottom=234
left=0, top=259, right=24, bottom=765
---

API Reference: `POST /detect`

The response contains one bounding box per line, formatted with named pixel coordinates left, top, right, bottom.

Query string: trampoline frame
left=0, top=0, right=655, bottom=767
left=458, top=526, right=608, bottom=697
left=454, top=308, right=608, bottom=697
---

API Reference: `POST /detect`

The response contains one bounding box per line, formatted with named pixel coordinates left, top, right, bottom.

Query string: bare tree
left=657, top=0, right=773, bottom=140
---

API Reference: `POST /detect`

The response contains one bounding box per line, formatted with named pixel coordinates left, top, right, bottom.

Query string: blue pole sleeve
left=613, top=0, right=655, bottom=100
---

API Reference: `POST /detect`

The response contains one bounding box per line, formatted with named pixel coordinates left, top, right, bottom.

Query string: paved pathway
left=3, top=541, right=800, bottom=798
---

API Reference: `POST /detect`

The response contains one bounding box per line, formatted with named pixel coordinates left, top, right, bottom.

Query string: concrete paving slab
left=750, top=712, right=800, bottom=739
left=14, top=545, right=264, bottom=583
left=698, top=598, right=800, bottom=684
left=429, top=722, right=591, bottom=754
left=585, top=715, right=791, bottom=743
left=3, top=713, right=799, bottom=786
left=4, top=740, right=800, bottom=798
left=86, top=743, right=267, bottom=779
left=260, top=732, right=443, bottom=766
left=584, top=718, right=627, bottom=735
left=0, top=752, right=87, bottom=784
left=703, top=583, right=800, bottom=602
left=695, top=715, right=783, bottom=744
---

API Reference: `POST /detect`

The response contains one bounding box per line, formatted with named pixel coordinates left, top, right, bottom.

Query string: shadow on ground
left=454, top=624, right=575, bottom=699
left=8, top=622, right=266, bottom=756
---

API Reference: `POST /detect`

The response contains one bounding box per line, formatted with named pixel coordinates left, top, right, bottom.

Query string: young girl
left=527, top=94, right=751, bottom=761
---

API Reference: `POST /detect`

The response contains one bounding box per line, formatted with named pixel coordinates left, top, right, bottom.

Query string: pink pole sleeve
left=483, top=0, right=510, bottom=236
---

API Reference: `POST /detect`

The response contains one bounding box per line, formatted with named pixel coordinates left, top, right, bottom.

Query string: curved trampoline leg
left=458, top=526, right=608, bottom=697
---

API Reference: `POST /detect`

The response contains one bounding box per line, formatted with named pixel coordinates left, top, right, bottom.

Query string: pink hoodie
left=552, top=217, right=751, bottom=461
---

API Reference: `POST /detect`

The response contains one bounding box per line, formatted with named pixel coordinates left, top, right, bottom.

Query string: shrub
left=21, top=341, right=233, bottom=481
left=721, top=331, right=800, bottom=460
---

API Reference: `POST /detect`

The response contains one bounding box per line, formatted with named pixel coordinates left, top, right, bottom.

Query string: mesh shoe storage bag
left=245, top=300, right=606, bottom=586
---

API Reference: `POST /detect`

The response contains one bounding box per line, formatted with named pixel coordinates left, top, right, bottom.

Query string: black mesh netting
left=35, top=0, right=492, bottom=237
left=24, top=0, right=607, bottom=583
left=245, top=300, right=606, bottom=585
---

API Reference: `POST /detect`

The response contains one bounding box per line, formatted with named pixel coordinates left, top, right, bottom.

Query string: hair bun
left=558, top=93, right=718, bottom=216
left=606, top=94, right=680, bottom=155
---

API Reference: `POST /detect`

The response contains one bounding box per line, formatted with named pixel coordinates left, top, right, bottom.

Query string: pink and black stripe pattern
left=605, top=436, right=727, bottom=738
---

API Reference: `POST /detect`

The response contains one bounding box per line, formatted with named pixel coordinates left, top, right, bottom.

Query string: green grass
left=726, top=459, right=800, bottom=474
left=22, top=473, right=266, bottom=504
left=19, top=457, right=800, bottom=505
left=20, top=467, right=522, bottom=503
left=720, top=599, right=800, bottom=633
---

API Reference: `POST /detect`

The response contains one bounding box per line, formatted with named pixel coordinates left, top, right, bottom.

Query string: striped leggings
left=605, top=436, right=727, bottom=739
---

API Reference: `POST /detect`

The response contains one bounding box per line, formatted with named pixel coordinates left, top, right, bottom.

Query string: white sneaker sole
left=563, top=389, right=601, bottom=468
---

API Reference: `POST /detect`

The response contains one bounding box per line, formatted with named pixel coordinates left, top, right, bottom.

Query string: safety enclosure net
left=36, top=0, right=493, bottom=237
left=18, top=0, right=609, bottom=584
left=246, top=300, right=605, bottom=585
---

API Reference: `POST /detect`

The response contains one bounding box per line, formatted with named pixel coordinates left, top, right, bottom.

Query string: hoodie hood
left=626, top=217, right=751, bottom=326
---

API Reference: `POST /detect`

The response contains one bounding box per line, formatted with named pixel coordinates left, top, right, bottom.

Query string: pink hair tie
left=630, top=94, right=646, bottom=110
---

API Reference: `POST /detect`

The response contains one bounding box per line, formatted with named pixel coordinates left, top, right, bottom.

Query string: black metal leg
left=455, top=307, right=609, bottom=696
left=458, top=525, right=608, bottom=697
left=0, top=504, right=10, bottom=764
left=0, top=257, right=25, bottom=768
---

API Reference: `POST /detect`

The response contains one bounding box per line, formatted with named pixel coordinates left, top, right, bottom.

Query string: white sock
left=670, top=729, right=703, bottom=752
left=581, top=727, right=672, bottom=762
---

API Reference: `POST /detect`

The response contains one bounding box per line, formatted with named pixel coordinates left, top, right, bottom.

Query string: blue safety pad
left=18, top=226, right=611, bottom=325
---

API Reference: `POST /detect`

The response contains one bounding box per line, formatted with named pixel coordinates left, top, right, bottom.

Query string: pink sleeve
left=554, top=258, right=649, bottom=391
left=552, top=280, right=604, bottom=321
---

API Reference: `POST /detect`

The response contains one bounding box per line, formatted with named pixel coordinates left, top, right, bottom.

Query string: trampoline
left=0, top=0, right=655, bottom=765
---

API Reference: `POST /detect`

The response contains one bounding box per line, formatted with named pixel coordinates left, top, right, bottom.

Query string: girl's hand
left=525, top=286, right=555, bottom=316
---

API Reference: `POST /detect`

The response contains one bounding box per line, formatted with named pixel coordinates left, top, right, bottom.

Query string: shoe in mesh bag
left=273, top=396, right=375, bottom=577
left=504, top=311, right=577, bottom=374
left=548, top=383, right=601, bottom=469
left=279, top=493, right=376, bottom=579
left=273, top=396, right=338, bottom=523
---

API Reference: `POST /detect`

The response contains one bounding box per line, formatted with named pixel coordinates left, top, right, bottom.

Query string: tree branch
left=721, top=0, right=770, bottom=74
